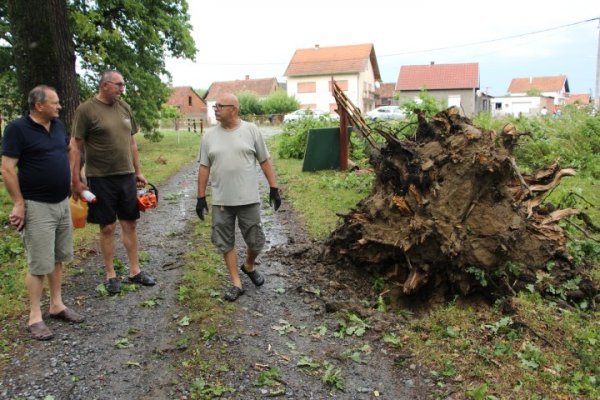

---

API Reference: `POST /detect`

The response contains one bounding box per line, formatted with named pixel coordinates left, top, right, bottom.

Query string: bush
left=277, top=118, right=339, bottom=159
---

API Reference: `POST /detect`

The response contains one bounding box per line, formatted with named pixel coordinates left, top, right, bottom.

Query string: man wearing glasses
left=70, top=70, right=156, bottom=295
left=196, top=93, right=282, bottom=301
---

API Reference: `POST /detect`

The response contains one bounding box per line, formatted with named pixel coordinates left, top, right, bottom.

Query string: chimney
left=529, top=77, right=533, bottom=83
left=315, top=44, right=320, bottom=50
left=245, top=75, right=249, bottom=80
left=430, top=61, right=435, bottom=65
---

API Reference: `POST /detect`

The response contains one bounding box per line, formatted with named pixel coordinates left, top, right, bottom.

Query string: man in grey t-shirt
left=196, top=93, right=281, bottom=301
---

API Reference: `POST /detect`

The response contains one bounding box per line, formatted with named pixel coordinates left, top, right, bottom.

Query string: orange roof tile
left=507, top=75, right=569, bottom=93
left=206, top=77, right=279, bottom=100
left=396, top=63, right=479, bottom=90
left=284, top=43, right=381, bottom=80
left=565, top=93, right=591, bottom=105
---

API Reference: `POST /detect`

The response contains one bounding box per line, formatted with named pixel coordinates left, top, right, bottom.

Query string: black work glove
left=196, top=197, right=208, bottom=220
left=269, top=187, right=282, bottom=211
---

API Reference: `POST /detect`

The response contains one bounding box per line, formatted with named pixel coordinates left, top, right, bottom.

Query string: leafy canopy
left=1, top=0, right=196, bottom=138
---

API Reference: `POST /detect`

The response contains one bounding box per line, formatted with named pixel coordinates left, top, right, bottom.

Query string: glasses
left=213, top=104, right=234, bottom=110
left=106, top=81, right=126, bottom=88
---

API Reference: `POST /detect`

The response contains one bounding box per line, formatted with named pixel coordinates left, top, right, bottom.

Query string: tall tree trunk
left=7, top=0, right=78, bottom=133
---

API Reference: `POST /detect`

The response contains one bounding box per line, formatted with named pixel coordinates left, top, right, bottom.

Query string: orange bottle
left=69, top=197, right=88, bottom=228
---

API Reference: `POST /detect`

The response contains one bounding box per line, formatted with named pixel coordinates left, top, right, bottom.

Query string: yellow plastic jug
left=69, top=197, right=88, bottom=228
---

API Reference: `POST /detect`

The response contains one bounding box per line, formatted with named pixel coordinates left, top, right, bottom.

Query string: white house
left=283, top=43, right=381, bottom=113
left=506, top=75, right=570, bottom=106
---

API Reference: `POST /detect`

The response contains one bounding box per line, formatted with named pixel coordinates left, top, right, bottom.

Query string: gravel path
left=1, top=159, right=437, bottom=399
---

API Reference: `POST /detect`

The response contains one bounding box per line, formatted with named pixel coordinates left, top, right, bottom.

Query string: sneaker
left=105, top=277, right=121, bottom=294
left=223, top=286, right=245, bottom=302
left=127, top=271, right=156, bottom=286
left=240, top=265, right=265, bottom=286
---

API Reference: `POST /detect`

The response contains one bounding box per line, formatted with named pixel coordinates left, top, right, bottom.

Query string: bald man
left=196, top=93, right=282, bottom=301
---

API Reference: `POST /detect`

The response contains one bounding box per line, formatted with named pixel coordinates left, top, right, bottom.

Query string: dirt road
left=1, top=160, right=435, bottom=399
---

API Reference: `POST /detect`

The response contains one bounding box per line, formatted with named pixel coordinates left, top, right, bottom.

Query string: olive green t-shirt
left=72, top=98, right=138, bottom=177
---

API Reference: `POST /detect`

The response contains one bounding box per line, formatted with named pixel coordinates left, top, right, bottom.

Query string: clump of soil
left=325, top=107, right=597, bottom=301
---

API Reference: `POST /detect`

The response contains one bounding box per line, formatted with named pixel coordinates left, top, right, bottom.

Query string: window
left=188, top=96, right=192, bottom=106
left=298, top=82, right=316, bottom=93
left=329, top=80, right=348, bottom=92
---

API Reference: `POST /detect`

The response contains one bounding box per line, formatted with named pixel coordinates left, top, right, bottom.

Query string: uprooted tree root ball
left=324, top=107, right=598, bottom=302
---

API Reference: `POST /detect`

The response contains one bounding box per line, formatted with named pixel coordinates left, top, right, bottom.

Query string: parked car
left=365, top=106, right=405, bottom=121
left=283, top=109, right=339, bottom=123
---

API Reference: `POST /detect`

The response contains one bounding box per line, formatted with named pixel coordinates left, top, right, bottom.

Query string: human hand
left=196, top=197, right=208, bottom=220
left=9, top=204, right=25, bottom=232
left=136, top=173, right=148, bottom=187
left=70, top=181, right=88, bottom=201
left=269, top=187, right=281, bottom=211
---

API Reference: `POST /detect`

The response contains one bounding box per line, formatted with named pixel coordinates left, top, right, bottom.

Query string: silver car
left=283, top=109, right=339, bottom=123
left=366, top=106, right=405, bottom=121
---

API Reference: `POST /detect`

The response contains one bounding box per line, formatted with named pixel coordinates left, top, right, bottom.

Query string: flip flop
left=27, top=321, right=54, bottom=341
left=49, top=308, right=85, bottom=323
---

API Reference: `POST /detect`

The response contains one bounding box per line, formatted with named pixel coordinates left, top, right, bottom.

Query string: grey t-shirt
left=199, top=121, right=270, bottom=206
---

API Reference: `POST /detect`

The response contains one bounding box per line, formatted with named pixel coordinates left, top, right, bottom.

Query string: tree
left=7, top=0, right=79, bottom=131
left=237, top=91, right=263, bottom=116
left=0, top=0, right=20, bottom=134
left=2, top=0, right=196, bottom=139
left=261, top=90, right=300, bottom=115
left=70, top=0, right=196, bottom=137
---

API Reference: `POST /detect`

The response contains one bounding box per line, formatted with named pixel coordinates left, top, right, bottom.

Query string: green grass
left=269, top=135, right=371, bottom=240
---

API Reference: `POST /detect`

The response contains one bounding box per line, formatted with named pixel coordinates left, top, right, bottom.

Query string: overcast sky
left=165, top=0, right=599, bottom=97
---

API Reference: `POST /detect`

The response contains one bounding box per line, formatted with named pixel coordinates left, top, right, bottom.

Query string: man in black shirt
left=2, top=85, right=84, bottom=340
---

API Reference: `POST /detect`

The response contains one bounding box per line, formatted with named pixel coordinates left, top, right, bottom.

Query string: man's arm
left=1, top=155, right=25, bottom=231
left=131, top=135, right=147, bottom=186
left=259, top=159, right=278, bottom=188
left=68, top=137, right=87, bottom=199
left=197, top=164, right=210, bottom=198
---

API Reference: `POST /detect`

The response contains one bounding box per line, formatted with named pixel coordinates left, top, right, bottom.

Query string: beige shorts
left=22, top=199, right=73, bottom=275
left=211, top=203, right=265, bottom=254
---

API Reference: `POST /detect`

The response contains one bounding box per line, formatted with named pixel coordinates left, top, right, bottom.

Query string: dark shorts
left=87, top=174, right=140, bottom=225
left=211, top=203, right=265, bottom=254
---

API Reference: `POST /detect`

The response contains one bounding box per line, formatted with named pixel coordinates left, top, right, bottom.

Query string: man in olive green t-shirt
left=70, top=70, right=155, bottom=295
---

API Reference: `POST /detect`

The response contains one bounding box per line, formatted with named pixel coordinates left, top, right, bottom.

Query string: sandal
left=28, top=321, right=54, bottom=341
left=240, top=265, right=265, bottom=287
left=127, top=270, right=156, bottom=286
left=105, top=277, right=121, bottom=294
left=49, top=307, right=85, bottom=323
left=223, top=286, right=245, bottom=302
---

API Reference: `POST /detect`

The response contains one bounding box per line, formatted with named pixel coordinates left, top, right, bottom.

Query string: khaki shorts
left=211, top=203, right=265, bottom=254
left=22, top=199, right=73, bottom=275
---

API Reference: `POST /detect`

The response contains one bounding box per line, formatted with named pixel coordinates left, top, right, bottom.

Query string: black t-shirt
left=2, top=115, right=70, bottom=203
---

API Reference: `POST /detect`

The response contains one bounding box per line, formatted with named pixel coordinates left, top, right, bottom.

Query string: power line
left=379, top=16, right=600, bottom=57
left=190, top=16, right=599, bottom=66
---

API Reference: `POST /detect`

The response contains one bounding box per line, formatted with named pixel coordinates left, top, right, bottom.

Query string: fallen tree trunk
left=324, top=107, right=598, bottom=300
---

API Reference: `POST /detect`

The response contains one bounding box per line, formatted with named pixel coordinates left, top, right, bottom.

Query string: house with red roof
left=395, top=62, right=488, bottom=116
left=492, top=75, right=571, bottom=117
left=166, top=86, right=208, bottom=129
left=506, top=75, right=569, bottom=105
left=205, top=76, right=280, bottom=124
left=564, top=93, right=592, bottom=106
left=375, top=83, right=397, bottom=106
left=284, top=43, right=381, bottom=113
